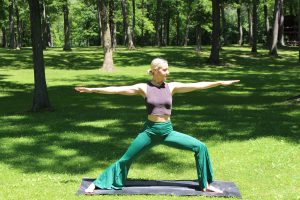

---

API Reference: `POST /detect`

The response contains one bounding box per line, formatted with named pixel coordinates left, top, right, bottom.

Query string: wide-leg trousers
left=93, top=120, right=214, bottom=190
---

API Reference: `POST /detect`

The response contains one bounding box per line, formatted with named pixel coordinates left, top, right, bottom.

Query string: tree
left=41, top=0, right=51, bottom=48
left=237, top=1, right=243, bottom=45
left=162, top=7, right=170, bottom=46
left=269, top=0, right=281, bottom=56
left=195, top=23, right=202, bottom=52
left=155, top=0, right=162, bottom=46
left=248, top=6, right=253, bottom=45
left=263, top=0, right=271, bottom=48
left=140, top=0, right=145, bottom=45
left=220, top=0, right=227, bottom=45
left=2, top=0, right=291, bottom=51
left=1, top=27, right=7, bottom=47
left=109, top=0, right=116, bottom=50
left=63, top=0, right=71, bottom=51
left=175, top=9, right=180, bottom=45
left=9, top=0, right=16, bottom=49
left=121, top=0, right=134, bottom=49
left=132, top=0, right=135, bottom=43
left=15, top=2, right=21, bottom=49
left=251, top=0, right=258, bottom=53
left=192, top=0, right=210, bottom=51
left=96, top=0, right=102, bottom=46
left=0, top=0, right=8, bottom=47
left=298, top=0, right=300, bottom=63
left=28, top=0, right=52, bottom=111
left=278, top=0, right=284, bottom=46
left=183, top=0, right=192, bottom=46
left=99, top=0, right=114, bottom=71
left=208, top=0, right=221, bottom=65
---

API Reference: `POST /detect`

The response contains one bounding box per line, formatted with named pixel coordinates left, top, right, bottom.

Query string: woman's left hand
left=219, top=80, right=240, bottom=86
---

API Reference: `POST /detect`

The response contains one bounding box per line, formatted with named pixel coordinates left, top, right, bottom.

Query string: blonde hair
left=147, top=58, right=168, bottom=75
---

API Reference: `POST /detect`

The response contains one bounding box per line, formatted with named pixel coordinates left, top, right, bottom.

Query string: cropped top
left=145, top=82, right=172, bottom=116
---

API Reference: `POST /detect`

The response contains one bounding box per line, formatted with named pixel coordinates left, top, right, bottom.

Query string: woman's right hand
left=74, top=87, right=91, bottom=93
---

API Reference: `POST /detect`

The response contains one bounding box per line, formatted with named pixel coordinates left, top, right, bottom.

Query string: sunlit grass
left=0, top=46, right=299, bottom=200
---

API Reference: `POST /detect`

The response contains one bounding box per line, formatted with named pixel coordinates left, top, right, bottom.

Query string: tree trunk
left=183, top=0, right=192, bottom=46
left=16, top=4, right=21, bottom=49
left=132, top=0, right=135, bottom=43
left=298, top=0, right=300, bottom=63
left=145, top=2, right=152, bottom=45
left=196, top=24, right=202, bottom=52
left=41, top=0, right=48, bottom=48
left=221, top=0, right=227, bottom=45
left=0, top=0, right=5, bottom=47
left=251, top=0, right=258, bottom=53
left=237, top=5, right=243, bottom=45
left=166, top=9, right=170, bottom=46
left=176, top=11, right=180, bottom=45
left=28, top=0, right=52, bottom=111
left=99, top=0, right=114, bottom=71
left=46, top=22, right=53, bottom=47
left=278, top=0, right=285, bottom=46
left=155, top=0, right=162, bottom=46
left=162, top=11, right=169, bottom=46
left=161, top=16, right=166, bottom=46
left=141, top=0, right=145, bottom=45
left=121, top=0, right=135, bottom=49
left=208, top=0, right=221, bottom=65
left=269, top=0, right=280, bottom=56
left=96, top=0, right=102, bottom=46
left=9, top=0, right=16, bottom=49
left=2, top=27, right=7, bottom=47
left=248, top=7, right=253, bottom=45
left=290, top=1, right=294, bottom=15
left=109, top=0, right=116, bottom=51
left=63, top=0, right=71, bottom=51
left=264, top=1, right=271, bottom=48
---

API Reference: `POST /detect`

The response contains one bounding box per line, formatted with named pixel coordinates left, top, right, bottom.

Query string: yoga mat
left=77, top=178, right=242, bottom=198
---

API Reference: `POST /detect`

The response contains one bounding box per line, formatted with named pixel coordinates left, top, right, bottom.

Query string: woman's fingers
left=232, top=80, right=240, bottom=83
left=75, top=87, right=85, bottom=92
left=221, top=80, right=240, bottom=86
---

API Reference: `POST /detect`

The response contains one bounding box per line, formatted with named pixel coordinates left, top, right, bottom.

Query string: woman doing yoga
left=75, top=58, right=239, bottom=194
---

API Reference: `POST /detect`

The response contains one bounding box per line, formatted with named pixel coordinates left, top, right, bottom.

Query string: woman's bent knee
left=193, top=142, right=207, bottom=154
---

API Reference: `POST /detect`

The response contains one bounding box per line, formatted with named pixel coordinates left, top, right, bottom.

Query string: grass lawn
left=0, top=45, right=299, bottom=200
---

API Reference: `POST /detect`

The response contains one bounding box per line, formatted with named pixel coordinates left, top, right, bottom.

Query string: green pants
left=93, top=120, right=214, bottom=190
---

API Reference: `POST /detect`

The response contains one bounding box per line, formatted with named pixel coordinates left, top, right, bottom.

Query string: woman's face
left=153, top=65, right=169, bottom=81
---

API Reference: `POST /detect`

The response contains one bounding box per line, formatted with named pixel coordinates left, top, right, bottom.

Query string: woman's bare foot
left=85, top=183, right=96, bottom=194
left=202, top=184, right=223, bottom=193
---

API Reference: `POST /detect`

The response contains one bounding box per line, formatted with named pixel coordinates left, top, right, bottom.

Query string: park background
left=1, top=0, right=300, bottom=199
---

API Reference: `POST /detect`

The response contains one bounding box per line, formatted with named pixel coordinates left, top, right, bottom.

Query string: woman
left=75, top=58, right=239, bottom=194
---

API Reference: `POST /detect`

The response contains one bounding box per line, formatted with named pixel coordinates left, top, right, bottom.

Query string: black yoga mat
left=76, top=178, right=242, bottom=198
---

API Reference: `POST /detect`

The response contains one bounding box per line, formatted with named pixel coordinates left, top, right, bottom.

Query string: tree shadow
left=0, top=46, right=299, bottom=177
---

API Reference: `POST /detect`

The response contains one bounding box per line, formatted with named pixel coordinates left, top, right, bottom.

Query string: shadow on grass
left=0, top=46, right=299, bottom=176
left=1, top=46, right=299, bottom=71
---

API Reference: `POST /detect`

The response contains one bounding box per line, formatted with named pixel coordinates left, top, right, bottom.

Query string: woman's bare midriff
left=148, top=115, right=170, bottom=122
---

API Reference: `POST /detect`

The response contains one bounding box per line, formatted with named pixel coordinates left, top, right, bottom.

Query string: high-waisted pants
left=93, top=120, right=214, bottom=190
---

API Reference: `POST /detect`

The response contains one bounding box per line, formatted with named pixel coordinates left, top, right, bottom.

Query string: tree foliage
left=0, top=0, right=298, bottom=49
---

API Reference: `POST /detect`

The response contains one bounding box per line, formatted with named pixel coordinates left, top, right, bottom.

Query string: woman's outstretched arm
left=169, top=80, right=240, bottom=94
left=75, top=83, right=146, bottom=97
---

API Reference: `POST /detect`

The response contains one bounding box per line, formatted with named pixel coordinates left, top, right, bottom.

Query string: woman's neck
left=151, top=79, right=164, bottom=86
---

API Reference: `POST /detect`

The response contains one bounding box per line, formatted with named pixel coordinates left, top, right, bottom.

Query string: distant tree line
left=0, top=0, right=299, bottom=51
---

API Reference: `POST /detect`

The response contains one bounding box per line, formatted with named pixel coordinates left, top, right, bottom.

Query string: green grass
left=0, top=45, right=299, bottom=200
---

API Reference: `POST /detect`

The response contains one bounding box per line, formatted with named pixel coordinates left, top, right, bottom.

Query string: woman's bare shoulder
left=135, top=83, right=147, bottom=89
left=167, top=82, right=183, bottom=89
left=134, top=83, right=147, bottom=97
